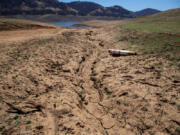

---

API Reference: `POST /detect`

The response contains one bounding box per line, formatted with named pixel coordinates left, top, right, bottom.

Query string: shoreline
left=0, top=15, right=130, bottom=22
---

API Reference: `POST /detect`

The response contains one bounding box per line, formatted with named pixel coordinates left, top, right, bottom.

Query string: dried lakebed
left=0, top=20, right=179, bottom=135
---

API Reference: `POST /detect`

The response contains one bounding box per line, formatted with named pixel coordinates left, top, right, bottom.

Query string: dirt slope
left=0, top=20, right=179, bottom=135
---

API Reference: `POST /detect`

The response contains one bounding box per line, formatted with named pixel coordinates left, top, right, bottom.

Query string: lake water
left=47, top=21, right=87, bottom=29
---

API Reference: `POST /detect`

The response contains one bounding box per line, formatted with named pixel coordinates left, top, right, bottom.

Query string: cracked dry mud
left=0, top=21, right=180, bottom=135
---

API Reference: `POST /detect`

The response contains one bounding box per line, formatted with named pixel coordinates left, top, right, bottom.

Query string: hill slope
left=0, top=18, right=54, bottom=31
left=117, top=8, right=180, bottom=67
left=67, top=2, right=134, bottom=17
left=134, top=8, right=161, bottom=17
left=0, top=0, right=160, bottom=18
left=0, top=0, right=77, bottom=15
left=67, top=1, right=103, bottom=16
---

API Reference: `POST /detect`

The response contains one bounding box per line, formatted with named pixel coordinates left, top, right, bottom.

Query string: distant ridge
left=135, top=8, right=161, bottom=17
left=0, top=0, right=160, bottom=18
left=0, top=0, right=77, bottom=15
left=67, top=2, right=134, bottom=17
left=67, top=1, right=103, bottom=16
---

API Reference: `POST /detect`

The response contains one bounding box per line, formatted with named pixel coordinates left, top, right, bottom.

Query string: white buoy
left=108, top=49, right=137, bottom=56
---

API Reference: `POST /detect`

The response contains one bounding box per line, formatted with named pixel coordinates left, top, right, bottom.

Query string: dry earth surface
left=0, top=20, right=180, bottom=135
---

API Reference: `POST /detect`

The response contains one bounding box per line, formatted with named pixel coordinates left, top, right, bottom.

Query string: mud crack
left=5, top=101, right=43, bottom=114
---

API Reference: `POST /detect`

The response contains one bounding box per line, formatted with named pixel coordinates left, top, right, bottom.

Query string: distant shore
left=0, top=15, right=129, bottom=22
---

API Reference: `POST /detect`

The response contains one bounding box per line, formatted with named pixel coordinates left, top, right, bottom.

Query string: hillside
left=0, top=18, right=54, bottom=31
left=0, top=0, right=159, bottom=18
left=67, top=1, right=103, bottom=16
left=117, top=8, right=180, bottom=67
left=89, top=5, right=134, bottom=17
left=103, top=6, right=134, bottom=17
left=0, top=0, right=77, bottom=15
left=67, top=2, right=134, bottom=17
left=134, top=8, right=161, bottom=17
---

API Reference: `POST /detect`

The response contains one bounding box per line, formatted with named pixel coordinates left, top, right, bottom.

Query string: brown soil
left=0, top=20, right=179, bottom=135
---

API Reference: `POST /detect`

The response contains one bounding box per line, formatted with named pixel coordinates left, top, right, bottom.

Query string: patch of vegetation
left=104, top=87, right=112, bottom=95
left=87, top=128, right=91, bottom=133
left=25, top=120, right=31, bottom=124
left=78, top=91, right=85, bottom=101
left=36, top=125, right=43, bottom=130
left=0, top=126, right=5, bottom=131
left=175, top=127, right=180, bottom=134
left=8, top=115, right=19, bottom=121
left=117, top=9, right=180, bottom=68
left=116, top=99, right=129, bottom=106
left=116, top=99, right=121, bottom=105
left=148, top=130, right=155, bottom=135
left=141, top=106, right=148, bottom=111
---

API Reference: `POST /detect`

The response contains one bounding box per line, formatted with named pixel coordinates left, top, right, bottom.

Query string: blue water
left=47, top=21, right=87, bottom=29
